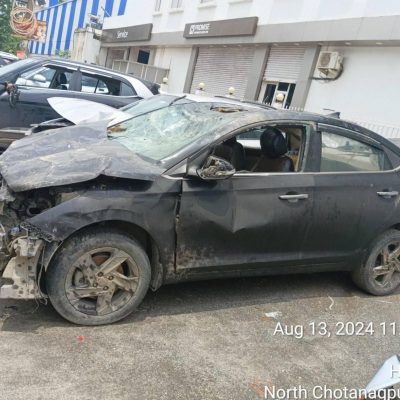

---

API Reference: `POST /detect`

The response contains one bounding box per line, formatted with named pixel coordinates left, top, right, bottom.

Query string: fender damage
left=0, top=122, right=176, bottom=299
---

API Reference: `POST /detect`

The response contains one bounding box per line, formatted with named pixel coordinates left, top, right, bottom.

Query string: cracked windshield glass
left=108, top=98, right=242, bottom=162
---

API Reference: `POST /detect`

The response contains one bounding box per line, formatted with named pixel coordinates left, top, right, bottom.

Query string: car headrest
left=224, top=137, right=238, bottom=146
left=260, top=127, right=288, bottom=158
left=59, top=73, right=67, bottom=84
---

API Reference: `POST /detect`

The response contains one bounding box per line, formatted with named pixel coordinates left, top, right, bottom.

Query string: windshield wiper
left=168, top=95, right=186, bottom=106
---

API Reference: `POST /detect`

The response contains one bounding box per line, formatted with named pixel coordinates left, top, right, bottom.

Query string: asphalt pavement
left=0, top=271, right=399, bottom=400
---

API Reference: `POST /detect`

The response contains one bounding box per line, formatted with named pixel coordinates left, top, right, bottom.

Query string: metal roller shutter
left=190, top=46, right=255, bottom=98
left=264, top=45, right=307, bottom=82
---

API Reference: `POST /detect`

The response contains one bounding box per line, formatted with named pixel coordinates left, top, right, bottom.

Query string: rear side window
left=320, top=131, right=389, bottom=172
left=120, top=82, right=136, bottom=96
left=81, top=74, right=110, bottom=94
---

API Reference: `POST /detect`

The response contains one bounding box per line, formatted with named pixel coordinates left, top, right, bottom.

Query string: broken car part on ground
left=1, top=94, right=400, bottom=325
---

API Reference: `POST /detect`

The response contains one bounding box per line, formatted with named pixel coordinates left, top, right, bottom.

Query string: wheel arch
left=41, top=219, right=165, bottom=292
left=363, top=223, right=400, bottom=253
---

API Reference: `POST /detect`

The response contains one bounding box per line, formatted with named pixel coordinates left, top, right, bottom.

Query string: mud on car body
left=1, top=94, right=400, bottom=325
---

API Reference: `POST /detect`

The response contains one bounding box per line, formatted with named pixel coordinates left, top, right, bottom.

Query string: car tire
left=46, top=229, right=151, bottom=325
left=352, top=229, right=400, bottom=296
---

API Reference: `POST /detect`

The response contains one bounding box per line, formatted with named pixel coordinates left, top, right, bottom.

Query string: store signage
left=102, top=23, right=153, bottom=43
left=184, top=17, right=258, bottom=38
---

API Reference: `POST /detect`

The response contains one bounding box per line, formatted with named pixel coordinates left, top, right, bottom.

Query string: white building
left=98, top=0, right=400, bottom=129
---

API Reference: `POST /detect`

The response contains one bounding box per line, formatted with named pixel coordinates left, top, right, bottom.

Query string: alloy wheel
left=372, top=241, right=400, bottom=287
left=65, top=247, right=139, bottom=316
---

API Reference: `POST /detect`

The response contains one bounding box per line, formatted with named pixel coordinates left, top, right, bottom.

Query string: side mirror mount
left=197, top=155, right=235, bottom=180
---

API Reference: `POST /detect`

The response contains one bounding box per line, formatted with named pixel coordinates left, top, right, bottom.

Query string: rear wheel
left=46, top=229, right=151, bottom=325
left=352, top=229, right=400, bottom=296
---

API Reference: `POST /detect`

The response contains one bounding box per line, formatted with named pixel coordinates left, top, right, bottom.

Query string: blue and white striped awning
left=29, top=0, right=127, bottom=56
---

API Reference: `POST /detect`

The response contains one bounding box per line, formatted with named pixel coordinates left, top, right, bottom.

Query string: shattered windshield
left=107, top=101, right=244, bottom=162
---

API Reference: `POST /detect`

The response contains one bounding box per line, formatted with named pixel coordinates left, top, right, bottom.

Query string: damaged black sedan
left=1, top=94, right=400, bottom=325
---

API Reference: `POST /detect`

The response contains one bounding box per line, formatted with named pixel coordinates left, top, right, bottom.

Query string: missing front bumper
left=0, top=237, right=45, bottom=299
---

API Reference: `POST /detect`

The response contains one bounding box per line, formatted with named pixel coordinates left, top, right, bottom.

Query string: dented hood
left=0, top=121, right=164, bottom=192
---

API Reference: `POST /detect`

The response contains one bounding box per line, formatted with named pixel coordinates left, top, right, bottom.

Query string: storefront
left=100, top=14, right=315, bottom=107
left=97, top=1, right=400, bottom=130
left=190, top=46, right=256, bottom=98
left=183, top=17, right=258, bottom=98
left=101, top=23, right=153, bottom=69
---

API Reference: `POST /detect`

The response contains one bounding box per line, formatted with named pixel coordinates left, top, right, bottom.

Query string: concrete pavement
left=0, top=272, right=399, bottom=400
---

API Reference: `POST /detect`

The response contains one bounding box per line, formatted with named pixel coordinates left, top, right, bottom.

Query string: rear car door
left=305, top=124, right=398, bottom=266
left=76, top=70, right=140, bottom=107
left=175, top=122, right=316, bottom=272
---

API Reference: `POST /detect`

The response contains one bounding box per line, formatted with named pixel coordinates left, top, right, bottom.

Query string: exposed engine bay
left=0, top=182, right=80, bottom=300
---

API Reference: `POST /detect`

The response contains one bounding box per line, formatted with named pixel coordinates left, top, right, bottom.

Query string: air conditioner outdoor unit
left=317, top=51, right=342, bottom=71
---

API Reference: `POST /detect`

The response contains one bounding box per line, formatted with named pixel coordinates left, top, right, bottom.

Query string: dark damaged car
left=1, top=94, right=400, bottom=325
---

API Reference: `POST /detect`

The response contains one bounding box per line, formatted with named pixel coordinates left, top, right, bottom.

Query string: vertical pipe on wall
left=244, top=45, right=270, bottom=101
left=290, top=45, right=321, bottom=109
left=183, top=47, right=199, bottom=94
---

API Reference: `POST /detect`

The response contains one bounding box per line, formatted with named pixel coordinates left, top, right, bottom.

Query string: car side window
left=16, top=66, right=57, bottom=88
left=81, top=74, right=110, bottom=94
left=120, top=82, right=136, bottom=96
left=320, top=131, right=388, bottom=172
left=213, top=124, right=306, bottom=173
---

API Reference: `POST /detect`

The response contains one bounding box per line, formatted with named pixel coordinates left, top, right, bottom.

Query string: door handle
left=279, top=194, right=309, bottom=203
left=377, top=191, right=399, bottom=199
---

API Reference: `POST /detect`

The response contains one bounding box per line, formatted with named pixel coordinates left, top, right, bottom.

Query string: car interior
left=18, top=65, right=135, bottom=96
left=212, top=124, right=307, bottom=173
left=50, top=69, right=124, bottom=95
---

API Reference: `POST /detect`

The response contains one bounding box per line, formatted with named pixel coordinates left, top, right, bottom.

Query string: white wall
left=103, top=0, right=400, bottom=32
left=305, top=46, right=400, bottom=126
left=153, top=47, right=193, bottom=93
left=72, top=29, right=102, bottom=64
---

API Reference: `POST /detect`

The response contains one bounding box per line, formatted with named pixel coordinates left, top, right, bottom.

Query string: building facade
left=98, top=0, right=400, bottom=129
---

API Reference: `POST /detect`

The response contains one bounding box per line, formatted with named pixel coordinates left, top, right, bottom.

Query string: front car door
left=175, top=122, right=316, bottom=274
left=0, top=64, right=74, bottom=128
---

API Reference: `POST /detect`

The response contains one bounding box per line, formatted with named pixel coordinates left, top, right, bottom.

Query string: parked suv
left=0, top=57, right=158, bottom=131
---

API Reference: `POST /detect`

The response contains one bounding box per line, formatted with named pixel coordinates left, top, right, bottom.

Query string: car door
left=304, top=124, right=398, bottom=265
left=0, top=86, right=69, bottom=128
left=0, top=65, right=74, bottom=128
left=175, top=122, right=316, bottom=272
left=76, top=71, right=139, bottom=107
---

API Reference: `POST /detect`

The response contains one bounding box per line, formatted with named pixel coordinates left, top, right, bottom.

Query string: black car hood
left=0, top=122, right=164, bottom=192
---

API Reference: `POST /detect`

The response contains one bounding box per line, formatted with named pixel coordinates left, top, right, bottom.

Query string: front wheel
left=352, top=229, right=400, bottom=296
left=46, top=229, right=151, bottom=325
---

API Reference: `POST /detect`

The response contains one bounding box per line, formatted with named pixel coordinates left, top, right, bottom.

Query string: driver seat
left=213, top=137, right=246, bottom=171
left=252, top=127, right=294, bottom=173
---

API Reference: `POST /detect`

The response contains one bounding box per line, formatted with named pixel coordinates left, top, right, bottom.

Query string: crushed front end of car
left=0, top=176, right=82, bottom=300
left=0, top=182, right=54, bottom=299
left=0, top=119, right=164, bottom=301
